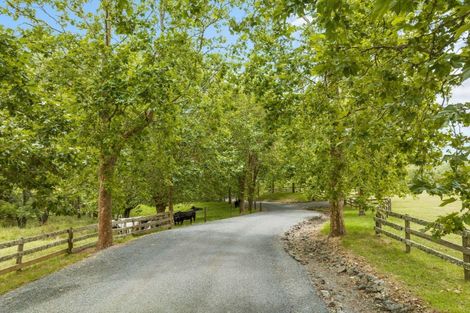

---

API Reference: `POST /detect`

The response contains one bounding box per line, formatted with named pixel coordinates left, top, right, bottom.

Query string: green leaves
left=371, top=0, right=393, bottom=19
left=239, top=0, right=469, bottom=236
left=371, top=0, right=417, bottom=19
left=440, top=197, right=457, bottom=207
left=0, top=0, right=242, bottom=225
left=436, top=103, right=470, bottom=126
left=426, top=212, right=467, bottom=238
left=0, top=0, right=468, bottom=234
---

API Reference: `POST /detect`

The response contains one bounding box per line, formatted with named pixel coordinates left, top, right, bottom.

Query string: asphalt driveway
left=0, top=202, right=328, bottom=313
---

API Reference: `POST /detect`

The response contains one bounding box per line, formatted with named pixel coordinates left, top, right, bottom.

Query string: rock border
left=282, top=216, right=436, bottom=313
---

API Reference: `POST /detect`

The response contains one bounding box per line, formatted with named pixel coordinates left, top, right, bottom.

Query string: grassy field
left=391, top=194, right=462, bottom=220
left=258, top=191, right=310, bottom=203
left=0, top=201, right=241, bottom=294
left=0, top=215, right=96, bottom=242
left=324, top=194, right=469, bottom=313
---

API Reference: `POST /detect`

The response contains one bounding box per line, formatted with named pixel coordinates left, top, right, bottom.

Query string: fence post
left=204, top=207, right=207, bottom=223
left=463, top=230, right=470, bottom=281
left=405, top=215, right=411, bottom=253
left=16, top=238, right=24, bottom=271
left=67, top=228, right=74, bottom=254
left=386, top=198, right=392, bottom=217
left=375, top=211, right=381, bottom=235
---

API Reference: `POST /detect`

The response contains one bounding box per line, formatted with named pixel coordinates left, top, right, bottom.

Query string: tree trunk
left=228, top=187, right=232, bottom=204
left=75, top=196, right=81, bottom=219
left=38, top=208, right=49, bottom=225
left=97, top=154, right=117, bottom=250
left=329, top=144, right=346, bottom=236
left=238, top=175, right=246, bottom=213
left=16, top=216, right=27, bottom=228
left=18, top=189, right=30, bottom=228
left=153, top=194, right=167, bottom=214
left=330, top=198, right=346, bottom=236
left=168, top=185, right=174, bottom=225
left=358, top=188, right=366, bottom=216
left=247, top=190, right=253, bottom=212
left=247, top=174, right=254, bottom=213
left=123, top=207, right=133, bottom=218
left=292, top=182, right=295, bottom=193
left=271, top=180, right=275, bottom=193
left=247, top=153, right=259, bottom=213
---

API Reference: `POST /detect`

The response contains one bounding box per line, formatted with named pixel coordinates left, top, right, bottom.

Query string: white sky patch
left=449, top=80, right=470, bottom=137
left=449, top=79, right=470, bottom=104
left=288, top=15, right=312, bottom=27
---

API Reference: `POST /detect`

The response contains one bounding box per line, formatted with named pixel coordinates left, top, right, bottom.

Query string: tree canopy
left=0, top=0, right=468, bottom=244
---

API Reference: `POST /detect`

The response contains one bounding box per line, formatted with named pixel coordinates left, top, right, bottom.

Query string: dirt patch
left=282, top=216, right=436, bottom=313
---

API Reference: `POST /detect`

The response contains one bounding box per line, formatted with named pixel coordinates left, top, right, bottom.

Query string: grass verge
left=0, top=234, right=137, bottom=295
left=323, top=207, right=469, bottom=313
left=0, top=250, right=93, bottom=295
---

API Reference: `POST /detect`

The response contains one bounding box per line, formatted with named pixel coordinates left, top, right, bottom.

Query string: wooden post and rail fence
left=1, top=201, right=263, bottom=277
left=0, top=212, right=171, bottom=276
left=0, top=202, right=259, bottom=276
left=374, top=207, right=470, bottom=281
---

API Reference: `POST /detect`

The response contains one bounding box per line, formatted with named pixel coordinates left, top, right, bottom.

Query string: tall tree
left=1, top=0, right=234, bottom=248
left=241, top=0, right=468, bottom=235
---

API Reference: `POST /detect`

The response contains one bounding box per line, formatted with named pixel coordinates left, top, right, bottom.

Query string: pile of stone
left=282, top=217, right=431, bottom=313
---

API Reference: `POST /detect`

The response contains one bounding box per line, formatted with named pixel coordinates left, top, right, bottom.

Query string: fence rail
left=346, top=197, right=391, bottom=208
left=0, top=212, right=171, bottom=275
left=374, top=209, right=470, bottom=281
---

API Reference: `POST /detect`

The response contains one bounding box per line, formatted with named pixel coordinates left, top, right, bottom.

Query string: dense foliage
left=234, top=0, right=469, bottom=235
left=0, top=0, right=468, bottom=244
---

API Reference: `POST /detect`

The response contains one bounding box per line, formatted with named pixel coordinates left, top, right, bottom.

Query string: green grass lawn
left=258, top=191, right=310, bottom=203
left=0, top=249, right=93, bottom=294
left=0, top=215, right=97, bottom=242
left=0, top=201, right=242, bottom=294
left=324, top=194, right=469, bottom=313
left=390, top=194, right=463, bottom=257
left=391, top=194, right=462, bottom=220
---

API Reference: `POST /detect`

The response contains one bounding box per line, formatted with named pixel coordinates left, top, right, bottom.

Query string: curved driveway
left=0, top=202, right=328, bottom=313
